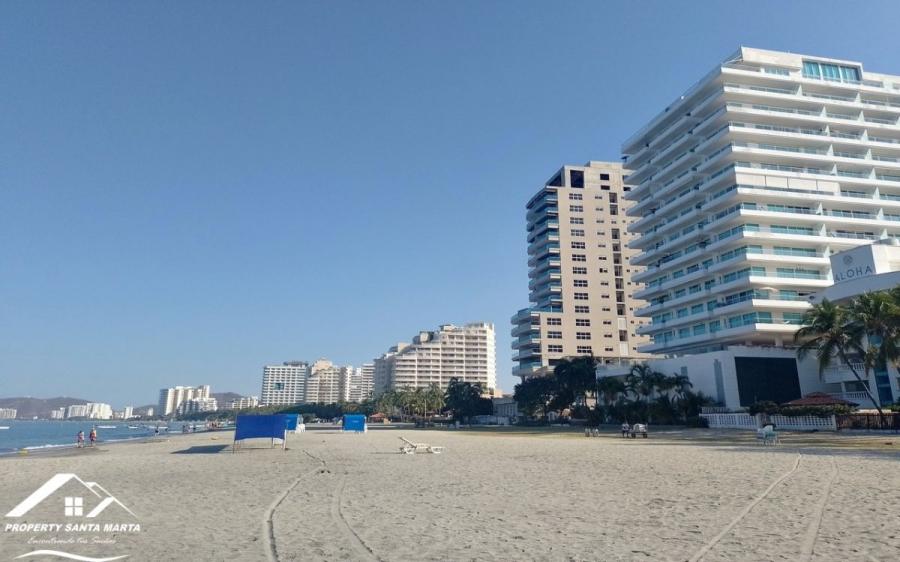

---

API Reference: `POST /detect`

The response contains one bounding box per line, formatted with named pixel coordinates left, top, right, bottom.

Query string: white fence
left=701, top=413, right=758, bottom=429
left=768, top=414, right=837, bottom=431
left=700, top=413, right=837, bottom=431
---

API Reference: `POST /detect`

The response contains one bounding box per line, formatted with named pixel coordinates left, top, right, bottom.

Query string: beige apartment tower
left=511, top=161, right=651, bottom=380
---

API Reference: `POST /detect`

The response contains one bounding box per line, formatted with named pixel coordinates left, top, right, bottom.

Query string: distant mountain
left=0, top=397, right=92, bottom=419
left=212, top=392, right=243, bottom=406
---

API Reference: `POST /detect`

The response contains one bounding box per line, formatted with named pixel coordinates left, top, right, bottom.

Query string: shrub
left=685, top=416, right=708, bottom=428
left=748, top=401, right=781, bottom=416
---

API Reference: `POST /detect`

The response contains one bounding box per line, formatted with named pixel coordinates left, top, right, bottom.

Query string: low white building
left=0, top=408, right=17, bottom=419
left=177, top=398, right=218, bottom=416
left=225, top=396, right=259, bottom=410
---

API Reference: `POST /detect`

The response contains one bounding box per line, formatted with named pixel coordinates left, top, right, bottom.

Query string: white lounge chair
left=756, top=425, right=778, bottom=446
left=399, top=436, right=444, bottom=454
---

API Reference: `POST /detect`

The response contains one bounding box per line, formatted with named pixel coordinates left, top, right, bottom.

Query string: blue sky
left=2, top=1, right=899, bottom=406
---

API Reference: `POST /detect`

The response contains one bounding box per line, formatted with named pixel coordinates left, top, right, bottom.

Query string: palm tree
left=426, top=383, right=445, bottom=417
left=795, top=299, right=885, bottom=418
left=848, top=291, right=900, bottom=379
left=670, top=373, right=693, bottom=400
left=596, top=376, right=626, bottom=406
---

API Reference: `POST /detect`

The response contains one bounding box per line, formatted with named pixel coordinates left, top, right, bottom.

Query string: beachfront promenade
left=1, top=427, right=898, bottom=561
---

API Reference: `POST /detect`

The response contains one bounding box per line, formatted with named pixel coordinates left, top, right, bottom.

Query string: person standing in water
left=76, top=431, right=85, bottom=448
left=89, top=427, right=97, bottom=447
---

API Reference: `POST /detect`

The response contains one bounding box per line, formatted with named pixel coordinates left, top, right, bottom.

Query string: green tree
left=513, top=376, right=555, bottom=419
left=444, top=378, right=490, bottom=421
left=548, top=356, right=598, bottom=412
left=795, top=298, right=885, bottom=419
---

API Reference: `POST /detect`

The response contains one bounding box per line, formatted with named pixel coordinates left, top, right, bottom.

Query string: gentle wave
left=14, top=549, right=129, bottom=561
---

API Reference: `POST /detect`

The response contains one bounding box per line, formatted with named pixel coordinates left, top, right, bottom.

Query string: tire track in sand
left=687, top=453, right=802, bottom=562
left=799, top=456, right=839, bottom=561
left=331, top=474, right=381, bottom=562
left=263, top=450, right=326, bottom=562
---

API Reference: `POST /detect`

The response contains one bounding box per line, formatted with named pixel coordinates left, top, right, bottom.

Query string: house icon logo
left=5, top=473, right=137, bottom=519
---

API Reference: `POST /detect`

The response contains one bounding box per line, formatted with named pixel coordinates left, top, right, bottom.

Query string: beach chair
left=398, top=436, right=444, bottom=454
left=756, top=425, right=778, bottom=446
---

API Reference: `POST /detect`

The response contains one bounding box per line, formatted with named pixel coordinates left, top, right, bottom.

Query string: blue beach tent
left=342, top=414, right=367, bottom=433
left=233, top=415, right=288, bottom=452
left=284, top=414, right=300, bottom=432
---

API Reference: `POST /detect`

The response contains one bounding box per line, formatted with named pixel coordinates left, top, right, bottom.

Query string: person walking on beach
left=76, top=431, right=85, bottom=448
left=621, top=422, right=630, bottom=438
left=89, top=428, right=97, bottom=447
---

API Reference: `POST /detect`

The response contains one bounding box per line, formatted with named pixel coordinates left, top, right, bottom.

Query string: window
left=575, top=305, right=590, bottom=313
left=573, top=279, right=588, bottom=287
left=570, top=170, right=585, bottom=188
left=65, top=497, right=83, bottom=517
left=548, top=344, right=563, bottom=353
left=803, top=60, right=860, bottom=83
left=274, top=382, right=285, bottom=391
left=572, top=267, right=587, bottom=274
left=571, top=229, right=585, bottom=237
left=569, top=205, right=584, bottom=212
left=576, top=332, right=591, bottom=340
left=568, top=193, right=583, bottom=200
left=547, top=318, right=562, bottom=326
left=547, top=331, right=563, bottom=339
left=575, top=318, right=591, bottom=327
left=600, top=173, right=610, bottom=180
left=574, top=292, right=589, bottom=300
left=571, top=241, right=586, bottom=249
left=576, top=346, right=593, bottom=354
left=572, top=254, right=586, bottom=262
left=570, top=217, right=584, bottom=225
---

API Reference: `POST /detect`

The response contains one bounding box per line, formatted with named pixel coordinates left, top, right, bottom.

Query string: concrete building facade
left=624, top=47, right=900, bottom=356
left=373, top=323, right=496, bottom=394
left=158, top=385, right=211, bottom=417
left=260, top=362, right=310, bottom=406
left=306, top=359, right=354, bottom=404
left=601, top=47, right=900, bottom=409
left=512, top=161, right=652, bottom=381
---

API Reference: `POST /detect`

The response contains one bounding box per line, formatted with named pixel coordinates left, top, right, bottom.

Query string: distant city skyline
left=3, top=1, right=900, bottom=405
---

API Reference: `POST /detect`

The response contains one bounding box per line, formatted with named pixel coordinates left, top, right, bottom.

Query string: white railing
left=768, top=414, right=837, bottom=431
left=701, top=413, right=838, bottom=431
left=829, top=391, right=873, bottom=403
left=701, top=413, right=758, bottom=429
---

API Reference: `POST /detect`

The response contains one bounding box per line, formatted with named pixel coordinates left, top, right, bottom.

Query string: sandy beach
left=1, top=427, right=899, bottom=561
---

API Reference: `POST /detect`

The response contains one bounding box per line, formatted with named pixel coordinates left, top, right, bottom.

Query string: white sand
left=1, top=428, right=898, bottom=561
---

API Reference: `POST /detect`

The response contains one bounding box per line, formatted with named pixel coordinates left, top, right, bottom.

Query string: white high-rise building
left=177, top=397, right=218, bottom=415
left=158, top=385, right=211, bottom=417
left=260, top=362, right=310, bottom=406
left=357, top=363, right=374, bottom=402
left=611, top=47, right=900, bottom=409
left=50, top=408, right=66, bottom=420
left=85, top=403, right=113, bottom=420
left=0, top=408, right=17, bottom=419
left=66, top=404, right=89, bottom=418
left=306, top=359, right=354, bottom=404
left=373, top=323, right=497, bottom=394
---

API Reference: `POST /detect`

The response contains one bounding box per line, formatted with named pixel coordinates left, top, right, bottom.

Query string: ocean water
left=0, top=420, right=205, bottom=454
